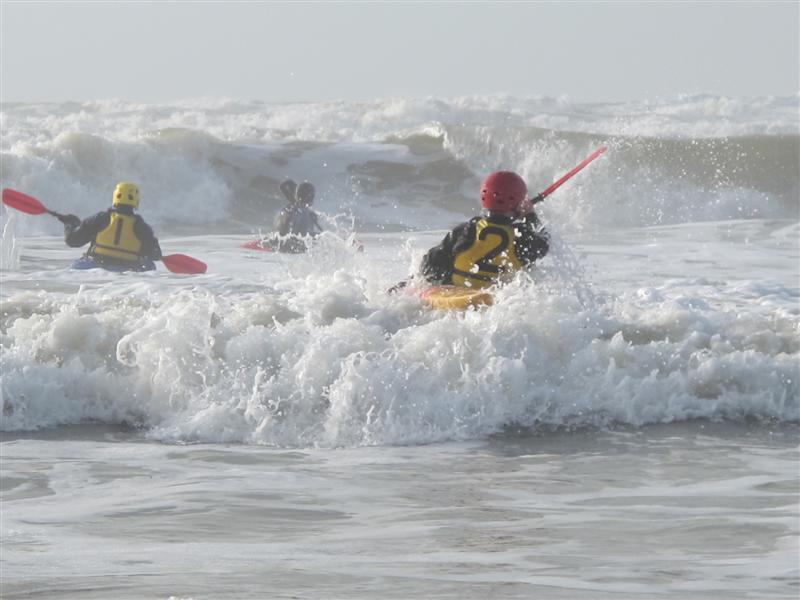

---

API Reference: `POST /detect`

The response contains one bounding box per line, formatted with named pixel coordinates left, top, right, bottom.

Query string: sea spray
left=1, top=212, right=21, bottom=270
left=2, top=238, right=796, bottom=445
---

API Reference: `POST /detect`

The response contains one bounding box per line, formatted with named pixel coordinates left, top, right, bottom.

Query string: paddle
left=160, top=253, right=207, bottom=274
left=2, top=188, right=208, bottom=274
left=2, top=188, right=66, bottom=218
left=531, top=145, right=607, bottom=205
left=279, top=179, right=297, bottom=202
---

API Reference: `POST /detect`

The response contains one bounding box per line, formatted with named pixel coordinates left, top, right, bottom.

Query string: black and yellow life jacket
left=452, top=218, right=522, bottom=289
left=91, top=212, right=142, bottom=262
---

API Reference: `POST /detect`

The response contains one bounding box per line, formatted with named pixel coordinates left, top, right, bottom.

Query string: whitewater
left=1, top=95, right=798, bottom=599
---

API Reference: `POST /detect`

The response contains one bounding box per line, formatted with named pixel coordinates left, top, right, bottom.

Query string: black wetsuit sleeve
left=64, top=211, right=110, bottom=248
left=514, top=213, right=550, bottom=266
left=134, top=218, right=163, bottom=260
left=420, top=220, right=476, bottom=285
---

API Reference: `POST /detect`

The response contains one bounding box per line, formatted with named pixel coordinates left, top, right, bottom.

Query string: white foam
left=1, top=221, right=797, bottom=446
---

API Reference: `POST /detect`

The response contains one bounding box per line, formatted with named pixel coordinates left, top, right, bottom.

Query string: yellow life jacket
left=452, top=218, right=522, bottom=289
left=91, top=212, right=142, bottom=262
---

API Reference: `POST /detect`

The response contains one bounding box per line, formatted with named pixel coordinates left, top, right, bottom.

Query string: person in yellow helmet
left=58, top=182, right=163, bottom=272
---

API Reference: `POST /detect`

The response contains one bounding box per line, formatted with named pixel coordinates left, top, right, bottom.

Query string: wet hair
left=296, top=182, right=315, bottom=205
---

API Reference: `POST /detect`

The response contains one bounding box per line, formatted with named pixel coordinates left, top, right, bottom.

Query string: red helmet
left=480, top=171, right=527, bottom=212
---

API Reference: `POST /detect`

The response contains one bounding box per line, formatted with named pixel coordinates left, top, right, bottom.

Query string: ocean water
left=1, top=95, right=798, bottom=599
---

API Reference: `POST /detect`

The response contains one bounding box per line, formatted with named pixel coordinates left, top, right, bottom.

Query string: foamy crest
left=2, top=255, right=796, bottom=446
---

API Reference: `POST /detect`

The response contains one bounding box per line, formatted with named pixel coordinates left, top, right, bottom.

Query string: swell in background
left=2, top=94, right=798, bottom=236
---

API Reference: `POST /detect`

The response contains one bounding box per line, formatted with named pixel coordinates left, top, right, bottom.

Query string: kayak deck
left=417, top=285, right=493, bottom=310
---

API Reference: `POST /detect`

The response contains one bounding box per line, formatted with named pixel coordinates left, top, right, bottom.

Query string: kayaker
left=273, top=180, right=323, bottom=253
left=419, top=171, right=550, bottom=288
left=58, top=182, right=163, bottom=271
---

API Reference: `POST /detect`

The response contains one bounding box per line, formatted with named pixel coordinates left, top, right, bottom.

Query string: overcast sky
left=2, top=2, right=798, bottom=103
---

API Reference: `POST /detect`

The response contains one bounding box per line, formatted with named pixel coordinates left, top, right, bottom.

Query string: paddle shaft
left=531, top=145, right=607, bottom=205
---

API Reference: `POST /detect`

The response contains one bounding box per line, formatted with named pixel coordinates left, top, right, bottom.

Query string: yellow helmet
left=112, top=182, right=140, bottom=209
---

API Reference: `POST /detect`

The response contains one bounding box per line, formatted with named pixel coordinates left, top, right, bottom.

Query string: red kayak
left=241, top=238, right=364, bottom=253
left=241, top=239, right=277, bottom=252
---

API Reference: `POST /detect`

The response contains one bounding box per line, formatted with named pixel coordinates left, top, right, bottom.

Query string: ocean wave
left=1, top=95, right=797, bottom=237
left=1, top=254, right=797, bottom=445
left=3, top=94, right=797, bottom=145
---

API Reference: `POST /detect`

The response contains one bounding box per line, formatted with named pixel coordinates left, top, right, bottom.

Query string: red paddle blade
left=161, top=253, right=207, bottom=274
left=2, top=188, right=50, bottom=215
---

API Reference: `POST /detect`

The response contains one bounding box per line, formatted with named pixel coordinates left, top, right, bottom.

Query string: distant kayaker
left=419, top=171, right=550, bottom=288
left=58, top=182, right=163, bottom=271
left=273, top=180, right=323, bottom=253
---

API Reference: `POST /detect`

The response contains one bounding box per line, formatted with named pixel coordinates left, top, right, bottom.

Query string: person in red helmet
left=418, top=171, right=549, bottom=288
